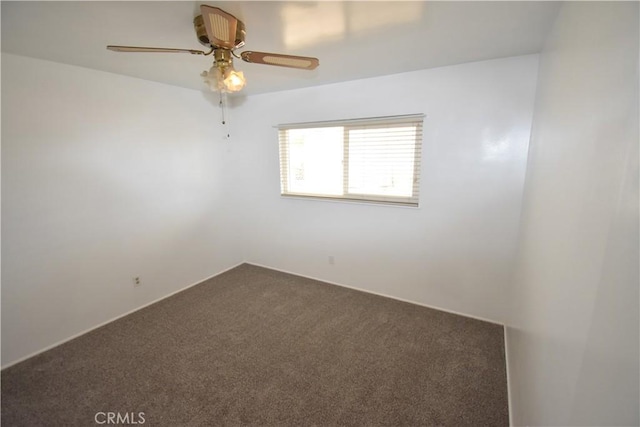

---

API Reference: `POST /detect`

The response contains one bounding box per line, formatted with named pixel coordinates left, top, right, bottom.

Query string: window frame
left=277, top=114, right=424, bottom=207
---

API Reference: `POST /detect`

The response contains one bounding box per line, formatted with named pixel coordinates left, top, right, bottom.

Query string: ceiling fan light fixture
left=201, top=58, right=246, bottom=93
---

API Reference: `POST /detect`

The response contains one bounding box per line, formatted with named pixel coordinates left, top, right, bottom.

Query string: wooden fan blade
left=200, top=5, right=238, bottom=50
left=107, top=45, right=207, bottom=55
left=240, top=51, right=319, bottom=70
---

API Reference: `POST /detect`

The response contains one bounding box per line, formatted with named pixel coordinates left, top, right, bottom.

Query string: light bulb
left=223, top=68, right=246, bottom=92
left=202, top=61, right=246, bottom=93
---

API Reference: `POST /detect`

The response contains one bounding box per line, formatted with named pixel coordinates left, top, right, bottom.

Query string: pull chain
left=219, top=91, right=230, bottom=139
left=218, top=90, right=226, bottom=125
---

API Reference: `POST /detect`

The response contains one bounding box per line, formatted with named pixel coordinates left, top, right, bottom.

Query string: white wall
left=1, top=54, right=243, bottom=367
left=506, top=2, right=639, bottom=425
left=232, top=55, right=539, bottom=324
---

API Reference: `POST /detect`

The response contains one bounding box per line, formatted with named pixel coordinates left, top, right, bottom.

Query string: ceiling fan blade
left=240, top=51, right=319, bottom=70
left=107, top=45, right=207, bottom=55
left=200, top=5, right=238, bottom=50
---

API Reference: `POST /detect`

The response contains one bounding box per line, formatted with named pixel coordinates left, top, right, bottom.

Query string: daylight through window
left=278, top=114, right=424, bottom=206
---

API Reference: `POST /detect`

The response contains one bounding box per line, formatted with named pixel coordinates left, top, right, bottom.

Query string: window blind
left=277, top=114, right=424, bottom=206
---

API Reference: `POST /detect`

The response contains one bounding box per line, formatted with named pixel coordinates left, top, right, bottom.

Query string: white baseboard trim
left=504, top=326, right=514, bottom=426
left=245, top=261, right=505, bottom=327
left=1, top=261, right=245, bottom=370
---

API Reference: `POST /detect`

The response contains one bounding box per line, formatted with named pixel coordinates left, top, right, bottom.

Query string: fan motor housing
left=193, top=15, right=246, bottom=49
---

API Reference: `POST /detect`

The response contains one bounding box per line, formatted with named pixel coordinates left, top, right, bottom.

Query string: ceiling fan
left=107, top=5, right=319, bottom=93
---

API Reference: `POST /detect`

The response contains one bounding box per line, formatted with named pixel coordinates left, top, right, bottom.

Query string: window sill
left=280, top=193, right=420, bottom=209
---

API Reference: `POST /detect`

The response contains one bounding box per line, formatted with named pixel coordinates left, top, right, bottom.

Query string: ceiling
left=1, top=1, right=561, bottom=96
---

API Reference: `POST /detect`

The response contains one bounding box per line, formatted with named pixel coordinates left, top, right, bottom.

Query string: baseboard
left=504, top=326, right=514, bottom=426
left=245, top=261, right=505, bottom=327
left=1, top=261, right=245, bottom=370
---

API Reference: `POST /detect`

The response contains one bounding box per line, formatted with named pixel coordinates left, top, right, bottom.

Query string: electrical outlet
left=133, top=277, right=141, bottom=287
left=328, top=256, right=335, bottom=265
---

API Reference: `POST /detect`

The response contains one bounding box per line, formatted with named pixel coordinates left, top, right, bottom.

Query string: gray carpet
left=1, top=264, right=509, bottom=426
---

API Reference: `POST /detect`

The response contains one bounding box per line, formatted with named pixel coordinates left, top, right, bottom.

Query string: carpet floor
left=1, top=264, right=509, bottom=426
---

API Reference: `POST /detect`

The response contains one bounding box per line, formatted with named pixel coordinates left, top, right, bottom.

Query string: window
left=278, top=114, right=424, bottom=206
